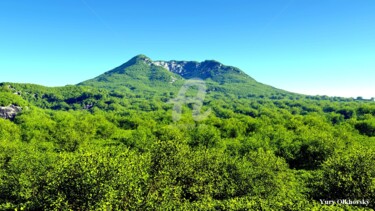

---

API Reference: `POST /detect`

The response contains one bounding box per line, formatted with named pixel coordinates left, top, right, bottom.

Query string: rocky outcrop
left=152, top=59, right=241, bottom=79
left=152, top=61, right=189, bottom=74
left=0, top=105, right=22, bottom=120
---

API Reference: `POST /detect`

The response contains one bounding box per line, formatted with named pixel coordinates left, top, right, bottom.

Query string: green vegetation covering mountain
left=1, top=55, right=375, bottom=210
left=79, top=55, right=184, bottom=95
left=80, top=55, right=287, bottom=98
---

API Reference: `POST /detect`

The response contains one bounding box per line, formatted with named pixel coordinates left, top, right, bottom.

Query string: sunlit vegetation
left=1, top=56, right=375, bottom=210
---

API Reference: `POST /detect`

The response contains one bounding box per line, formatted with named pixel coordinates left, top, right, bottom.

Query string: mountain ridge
left=100, top=54, right=251, bottom=80
left=150, top=56, right=250, bottom=80
left=78, top=54, right=286, bottom=97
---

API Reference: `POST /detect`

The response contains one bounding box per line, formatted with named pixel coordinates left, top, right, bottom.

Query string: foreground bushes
left=2, top=138, right=374, bottom=210
left=2, top=90, right=375, bottom=210
left=0, top=140, right=306, bottom=210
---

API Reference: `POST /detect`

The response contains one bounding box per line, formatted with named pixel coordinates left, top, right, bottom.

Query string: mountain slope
left=78, top=55, right=185, bottom=95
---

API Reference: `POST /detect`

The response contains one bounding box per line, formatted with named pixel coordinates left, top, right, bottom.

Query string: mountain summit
left=79, top=55, right=287, bottom=97
left=101, top=54, right=252, bottom=81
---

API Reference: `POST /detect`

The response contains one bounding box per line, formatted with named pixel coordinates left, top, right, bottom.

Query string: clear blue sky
left=1, top=0, right=374, bottom=98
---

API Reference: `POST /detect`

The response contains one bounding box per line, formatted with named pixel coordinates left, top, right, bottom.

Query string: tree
left=0, top=119, right=20, bottom=142
left=189, top=124, right=220, bottom=148
left=355, top=119, right=375, bottom=137
left=313, top=146, right=375, bottom=209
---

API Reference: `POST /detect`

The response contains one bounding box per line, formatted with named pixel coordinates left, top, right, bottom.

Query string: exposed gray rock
left=152, top=59, right=241, bottom=79
left=84, top=103, right=94, bottom=110
left=138, top=56, right=153, bottom=66
left=0, top=105, right=22, bottom=120
left=153, top=61, right=189, bottom=74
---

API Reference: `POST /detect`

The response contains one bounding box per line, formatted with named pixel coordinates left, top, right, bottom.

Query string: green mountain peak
left=132, top=54, right=152, bottom=62
left=79, top=55, right=288, bottom=97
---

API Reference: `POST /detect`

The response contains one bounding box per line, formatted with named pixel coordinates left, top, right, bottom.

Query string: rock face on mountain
left=0, top=105, right=22, bottom=119
left=152, top=59, right=244, bottom=79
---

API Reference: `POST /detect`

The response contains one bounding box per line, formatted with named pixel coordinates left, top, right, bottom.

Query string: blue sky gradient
left=1, top=0, right=374, bottom=98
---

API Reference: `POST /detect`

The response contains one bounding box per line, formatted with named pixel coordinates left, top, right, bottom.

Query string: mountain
left=0, top=54, right=298, bottom=112
left=79, top=55, right=289, bottom=97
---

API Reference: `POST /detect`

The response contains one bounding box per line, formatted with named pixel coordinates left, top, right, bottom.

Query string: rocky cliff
left=0, top=105, right=22, bottom=120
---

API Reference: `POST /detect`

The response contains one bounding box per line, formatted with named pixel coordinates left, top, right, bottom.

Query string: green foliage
left=312, top=146, right=375, bottom=209
left=188, top=124, right=220, bottom=148
left=0, top=90, right=28, bottom=107
left=2, top=55, right=375, bottom=209
left=0, top=119, right=20, bottom=142
left=355, top=119, right=375, bottom=136
left=44, top=147, right=150, bottom=210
